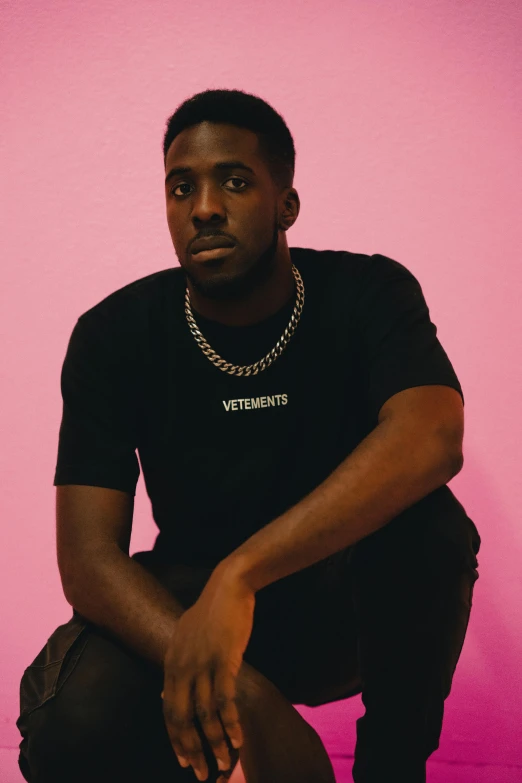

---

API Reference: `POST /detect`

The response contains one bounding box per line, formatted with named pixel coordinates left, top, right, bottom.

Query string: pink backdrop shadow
left=2, top=1, right=521, bottom=780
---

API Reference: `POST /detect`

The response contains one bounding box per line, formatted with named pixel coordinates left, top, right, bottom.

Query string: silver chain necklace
left=184, top=264, right=305, bottom=376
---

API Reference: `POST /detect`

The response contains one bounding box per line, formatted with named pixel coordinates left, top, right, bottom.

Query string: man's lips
left=190, top=237, right=236, bottom=255
left=191, top=246, right=236, bottom=261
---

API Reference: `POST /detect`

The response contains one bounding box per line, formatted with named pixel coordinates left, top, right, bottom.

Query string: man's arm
left=56, top=484, right=185, bottom=669
left=219, top=385, right=465, bottom=594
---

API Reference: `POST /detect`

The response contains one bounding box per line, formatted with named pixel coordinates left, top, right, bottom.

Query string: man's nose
left=191, top=185, right=226, bottom=223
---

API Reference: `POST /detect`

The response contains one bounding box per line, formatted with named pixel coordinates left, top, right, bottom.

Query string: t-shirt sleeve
left=354, top=253, right=464, bottom=424
left=53, top=311, right=141, bottom=496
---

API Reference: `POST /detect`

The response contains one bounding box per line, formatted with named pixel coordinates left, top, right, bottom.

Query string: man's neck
left=187, top=252, right=295, bottom=327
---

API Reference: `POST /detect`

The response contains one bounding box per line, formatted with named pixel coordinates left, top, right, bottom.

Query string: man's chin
left=183, top=264, right=253, bottom=302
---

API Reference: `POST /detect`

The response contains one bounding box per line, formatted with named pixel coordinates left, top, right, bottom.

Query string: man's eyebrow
left=165, top=160, right=256, bottom=184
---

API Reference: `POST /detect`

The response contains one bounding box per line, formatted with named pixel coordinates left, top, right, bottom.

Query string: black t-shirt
left=53, top=247, right=481, bottom=568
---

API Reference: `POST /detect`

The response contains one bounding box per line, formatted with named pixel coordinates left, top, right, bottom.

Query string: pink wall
left=2, top=1, right=521, bottom=780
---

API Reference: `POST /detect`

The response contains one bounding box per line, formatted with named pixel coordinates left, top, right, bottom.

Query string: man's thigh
left=219, top=549, right=361, bottom=706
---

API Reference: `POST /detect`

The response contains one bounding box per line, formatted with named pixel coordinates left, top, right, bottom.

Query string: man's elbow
left=445, top=446, right=464, bottom=479
left=427, top=432, right=463, bottom=483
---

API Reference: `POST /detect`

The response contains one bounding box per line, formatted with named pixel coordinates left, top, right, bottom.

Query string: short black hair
left=162, top=88, right=295, bottom=191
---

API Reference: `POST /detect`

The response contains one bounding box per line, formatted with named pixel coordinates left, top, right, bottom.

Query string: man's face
left=164, top=121, right=289, bottom=300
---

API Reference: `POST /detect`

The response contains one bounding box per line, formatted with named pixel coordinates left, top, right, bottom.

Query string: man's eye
left=172, top=182, right=192, bottom=196
left=227, top=177, right=247, bottom=190
left=170, top=178, right=247, bottom=197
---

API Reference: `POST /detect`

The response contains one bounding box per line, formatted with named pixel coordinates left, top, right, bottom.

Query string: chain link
left=184, top=264, right=305, bottom=376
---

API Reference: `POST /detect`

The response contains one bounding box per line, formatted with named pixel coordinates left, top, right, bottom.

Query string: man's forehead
left=165, top=122, right=260, bottom=167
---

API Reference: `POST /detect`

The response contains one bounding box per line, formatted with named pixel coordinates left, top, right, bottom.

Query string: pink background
left=2, top=1, right=521, bottom=781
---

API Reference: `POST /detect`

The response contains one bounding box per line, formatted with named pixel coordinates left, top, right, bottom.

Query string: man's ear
left=280, top=189, right=300, bottom=230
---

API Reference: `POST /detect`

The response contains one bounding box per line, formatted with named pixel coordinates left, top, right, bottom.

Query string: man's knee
left=236, top=659, right=282, bottom=709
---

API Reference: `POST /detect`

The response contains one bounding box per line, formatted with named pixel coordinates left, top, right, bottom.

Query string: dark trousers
left=16, top=503, right=480, bottom=783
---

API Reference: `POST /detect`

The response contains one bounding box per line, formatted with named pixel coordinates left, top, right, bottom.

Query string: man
left=16, top=88, right=481, bottom=783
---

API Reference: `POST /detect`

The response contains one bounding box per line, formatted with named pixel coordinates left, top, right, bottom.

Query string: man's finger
left=213, top=668, right=244, bottom=751
left=195, top=673, right=231, bottom=774
left=163, top=678, right=205, bottom=778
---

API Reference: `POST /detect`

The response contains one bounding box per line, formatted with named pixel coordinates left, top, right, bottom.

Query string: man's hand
left=161, top=565, right=256, bottom=781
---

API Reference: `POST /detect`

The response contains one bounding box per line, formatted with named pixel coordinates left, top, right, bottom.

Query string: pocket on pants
left=16, top=612, right=89, bottom=726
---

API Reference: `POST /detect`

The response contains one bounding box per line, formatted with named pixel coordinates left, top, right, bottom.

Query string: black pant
left=16, top=505, right=480, bottom=783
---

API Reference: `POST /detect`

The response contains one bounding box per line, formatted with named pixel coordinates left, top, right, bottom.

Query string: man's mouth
left=190, top=237, right=236, bottom=255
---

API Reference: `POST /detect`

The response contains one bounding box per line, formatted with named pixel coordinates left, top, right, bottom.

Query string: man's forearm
left=220, top=416, right=462, bottom=594
left=64, top=547, right=186, bottom=670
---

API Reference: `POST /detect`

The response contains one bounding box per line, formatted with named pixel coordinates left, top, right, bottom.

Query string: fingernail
left=231, top=737, right=241, bottom=748
left=195, top=770, right=205, bottom=781
left=217, top=758, right=227, bottom=770
left=177, top=755, right=189, bottom=767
